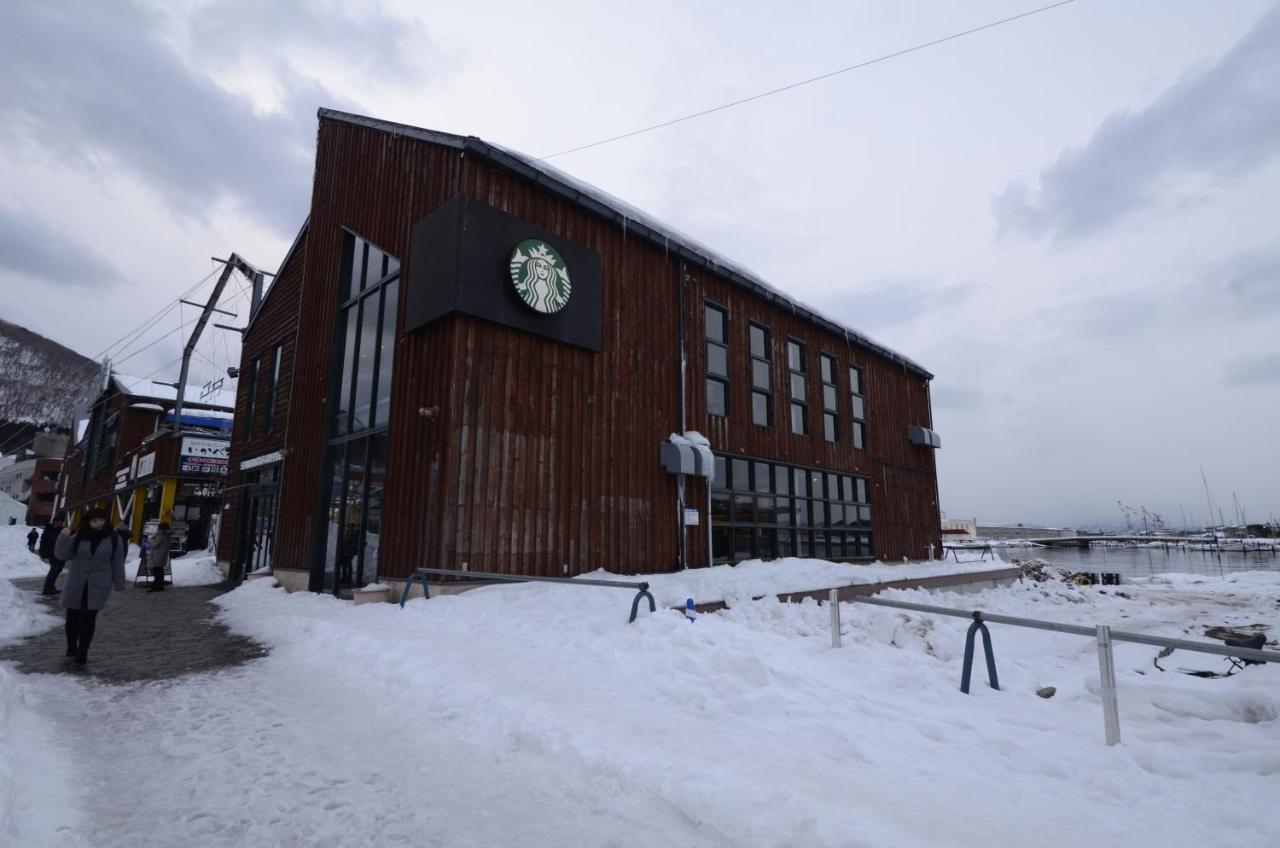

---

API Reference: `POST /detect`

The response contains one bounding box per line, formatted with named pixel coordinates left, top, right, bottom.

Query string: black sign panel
left=404, top=194, right=604, bottom=351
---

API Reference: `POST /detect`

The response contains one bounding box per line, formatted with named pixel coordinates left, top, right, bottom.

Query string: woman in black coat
left=53, top=507, right=127, bottom=665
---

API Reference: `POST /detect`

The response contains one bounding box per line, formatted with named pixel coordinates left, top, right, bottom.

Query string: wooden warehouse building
left=216, top=109, right=943, bottom=594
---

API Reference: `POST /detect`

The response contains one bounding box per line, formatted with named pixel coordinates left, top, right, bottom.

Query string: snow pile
left=0, top=524, right=48, bottom=579
left=124, top=549, right=224, bottom=587
left=0, top=578, right=61, bottom=646
left=200, top=569, right=1280, bottom=846
left=584, top=555, right=1005, bottom=608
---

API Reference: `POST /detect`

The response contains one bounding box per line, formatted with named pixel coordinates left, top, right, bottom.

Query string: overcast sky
left=1, top=0, right=1277, bottom=529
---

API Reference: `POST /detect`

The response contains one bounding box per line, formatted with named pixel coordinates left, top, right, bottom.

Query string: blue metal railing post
left=629, top=585, right=656, bottom=623
left=399, top=570, right=432, bottom=608
left=960, top=611, right=1000, bottom=693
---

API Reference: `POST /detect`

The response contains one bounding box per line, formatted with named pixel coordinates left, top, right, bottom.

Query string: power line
left=540, top=0, right=1081, bottom=160
left=57, top=265, right=224, bottom=389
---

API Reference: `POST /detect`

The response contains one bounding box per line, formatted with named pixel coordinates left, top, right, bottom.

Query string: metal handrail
left=398, top=567, right=657, bottom=624
left=849, top=595, right=1280, bottom=664
left=832, top=593, right=1278, bottom=746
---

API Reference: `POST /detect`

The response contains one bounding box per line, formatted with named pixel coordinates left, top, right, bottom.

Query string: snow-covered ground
left=0, top=523, right=224, bottom=588
left=2, top=524, right=1278, bottom=847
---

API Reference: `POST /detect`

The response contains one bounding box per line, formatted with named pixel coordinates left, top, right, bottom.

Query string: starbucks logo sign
left=509, top=239, right=572, bottom=314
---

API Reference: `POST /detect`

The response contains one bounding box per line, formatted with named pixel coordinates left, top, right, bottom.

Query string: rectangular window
left=820, top=353, right=838, bottom=442
left=373, top=279, right=398, bottom=428
left=333, top=231, right=400, bottom=438
left=705, top=303, right=728, bottom=417
left=787, top=339, right=807, bottom=435
left=243, top=357, right=260, bottom=439
left=264, top=343, right=282, bottom=434
left=850, top=365, right=866, bottom=450
left=749, top=323, right=771, bottom=427
left=708, top=453, right=872, bottom=564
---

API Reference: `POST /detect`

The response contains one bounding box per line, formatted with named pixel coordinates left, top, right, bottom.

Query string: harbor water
left=999, top=542, right=1279, bottom=579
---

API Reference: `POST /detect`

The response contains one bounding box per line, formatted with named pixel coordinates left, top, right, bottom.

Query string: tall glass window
left=243, top=358, right=260, bottom=440
left=749, top=323, right=771, bottom=427
left=850, top=365, right=866, bottom=450
left=705, top=303, right=728, bottom=417
left=820, top=354, right=839, bottom=442
left=710, top=454, right=871, bottom=564
left=319, top=230, right=400, bottom=593
left=264, top=343, right=282, bottom=434
left=787, top=339, right=807, bottom=436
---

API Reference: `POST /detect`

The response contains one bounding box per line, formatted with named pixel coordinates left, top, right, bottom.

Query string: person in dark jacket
left=26, top=527, right=38, bottom=551
left=148, top=522, right=171, bottom=593
left=54, top=508, right=127, bottom=665
left=38, top=516, right=67, bottom=596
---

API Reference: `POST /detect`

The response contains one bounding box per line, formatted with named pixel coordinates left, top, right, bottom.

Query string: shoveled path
left=1, top=577, right=266, bottom=682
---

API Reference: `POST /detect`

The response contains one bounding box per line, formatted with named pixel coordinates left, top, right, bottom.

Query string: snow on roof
left=318, top=108, right=932, bottom=379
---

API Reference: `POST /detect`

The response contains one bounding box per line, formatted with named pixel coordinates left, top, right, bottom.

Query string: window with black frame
left=749, top=323, right=772, bottom=427
left=705, top=303, right=728, bottom=417
left=850, top=365, right=866, bottom=450
left=90, top=408, right=117, bottom=478
left=264, top=343, right=282, bottom=434
left=243, top=357, right=259, bottom=439
left=710, top=453, right=871, bottom=564
left=820, top=353, right=839, bottom=442
left=320, top=231, right=399, bottom=593
left=787, top=339, right=807, bottom=435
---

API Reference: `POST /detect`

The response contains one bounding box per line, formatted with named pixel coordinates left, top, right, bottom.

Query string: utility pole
left=171, top=254, right=262, bottom=438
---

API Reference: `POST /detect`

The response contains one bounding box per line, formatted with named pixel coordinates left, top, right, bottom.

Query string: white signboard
left=114, top=466, right=130, bottom=491
left=241, top=450, right=284, bottom=471
left=683, top=508, right=700, bottom=527
left=136, top=452, right=156, bottom=479
left=180, top=437, right=229, bottom=476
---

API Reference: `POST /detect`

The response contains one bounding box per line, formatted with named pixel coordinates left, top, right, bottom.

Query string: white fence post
left=830, top=589, right=842, bottom=648
left=1096, top=624, right=1121, bottom=746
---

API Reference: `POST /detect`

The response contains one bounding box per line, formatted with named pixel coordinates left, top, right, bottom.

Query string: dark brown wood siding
left=688, top=270, right=940, bottom=563
left=217, top=230, right=307, bottom=562
left=268, top=116, right=940, bottom=580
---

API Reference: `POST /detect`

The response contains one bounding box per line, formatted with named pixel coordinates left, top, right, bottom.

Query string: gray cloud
left=0, top=1, right=428, bottom=236
left=1225, top=352, right=1280, bottom=386
left=0, top=206, right=118, bottom=288
left=816, top=278, right=975, bottom=330
left=931, top=384, right=986, bottom=411
left=1217, top=247, right=1280, bottom=313
left=995, top=3, right=1280, bottom=241
left=185, top=0, right=426, bottom=82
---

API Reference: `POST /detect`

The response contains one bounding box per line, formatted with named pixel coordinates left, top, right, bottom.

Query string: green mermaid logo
left=509, top=239, right=572, bottom=314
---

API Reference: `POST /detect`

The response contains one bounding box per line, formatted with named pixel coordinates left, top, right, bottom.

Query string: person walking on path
left=38, top=515, right=67, bottom=596
left=26, top=527, right=38, bottom=551
left=148, top=521, right=172, bottom=593
left=54, top=508, right=127, bottom=666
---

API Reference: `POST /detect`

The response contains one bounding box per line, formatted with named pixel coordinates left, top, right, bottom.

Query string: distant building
left=60, top=374, right=233, bottom=549
left=940, top=518, right=977, bottom=541
left=976, top=523, right=1074, bottom=540
left=0, top=431, right=68, bottom=526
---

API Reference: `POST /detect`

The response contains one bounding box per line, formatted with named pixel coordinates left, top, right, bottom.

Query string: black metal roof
left=317, top=108, right=932, bottom=379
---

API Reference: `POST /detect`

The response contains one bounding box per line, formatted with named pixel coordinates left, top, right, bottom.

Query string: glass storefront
left=710, top=454, right=872, bottom=564
left=316, top=230, right=398, bottom=594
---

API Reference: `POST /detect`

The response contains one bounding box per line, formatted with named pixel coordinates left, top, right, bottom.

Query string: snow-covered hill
left=0, top=319, right=100, bottom=453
